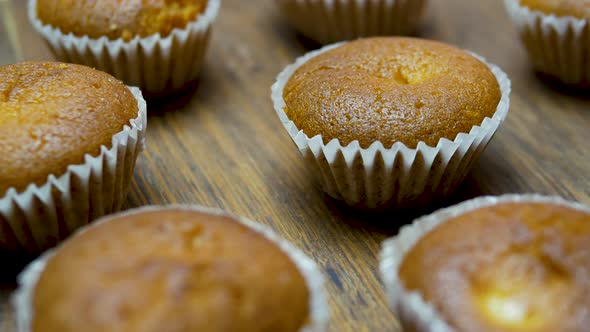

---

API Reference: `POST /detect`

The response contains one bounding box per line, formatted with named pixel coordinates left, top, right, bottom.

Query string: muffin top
left=32, top=209, right=310, bottom=332
left=36, top=0, right=208, bottom=41
left=399, top=202, right=590, bottom=332
left=0, top=61, right=138, bottom=196
left=283, top=37, right=502, bottom=149
left=520, top=0, right=590, bottom=20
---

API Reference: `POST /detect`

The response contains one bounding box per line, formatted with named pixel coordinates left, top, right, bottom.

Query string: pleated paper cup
left=28, top=0, right=220, bottom=94
left=504, top=0, right=590, bottom=85
left=0, top=87, right=147, bottom=254
left=379, top=194, right=590, bottom=332
left=271, top=43, right=511, bottom=210
left=13, top=205, right=329, bottom=332
left=275, top=0, right=428, bottom=44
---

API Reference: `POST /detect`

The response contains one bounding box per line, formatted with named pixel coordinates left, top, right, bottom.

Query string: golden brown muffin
left=519, top=0, right=590, bottom=19
left=32, top=209, right=310, bottom=332
left=283, top=37, right=502, bottom=149
left=399, top=202, right=590, bottom=332
left=36, top=0, right=208, bottom=41
left=0, top=61, right=138, bottom=196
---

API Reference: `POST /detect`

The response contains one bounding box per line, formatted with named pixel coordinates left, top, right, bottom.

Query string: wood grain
left=1, top=0, right=589, bottom=331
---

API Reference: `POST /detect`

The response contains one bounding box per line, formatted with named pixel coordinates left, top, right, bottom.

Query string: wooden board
left=1, top=0, right=589, bottom=331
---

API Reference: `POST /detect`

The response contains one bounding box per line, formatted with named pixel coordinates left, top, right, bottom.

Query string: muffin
left=0, top=61, right=146, bottom=253
left=13, top=206, right=328, bottom=332
left=519, top=0, right=590, bottom=18
left=272, top=37, right=511, bottom=209
left=28, top=0, right=221, bottom=94
left=504, top=0, right=590, bottom=85
left=380, top=195, right=590, bottom=332
left=275, top=0, right=428, bottom=44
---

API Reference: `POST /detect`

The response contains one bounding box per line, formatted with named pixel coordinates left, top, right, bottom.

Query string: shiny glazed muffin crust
left=36, top=0, right=208, bottom=41
left=399, top=202, right=590, bottom=332
left=519, top=0, right=590, bottom=19
left=283, top=37, right=502, bottom=149
left=0, top=61, right=138, bottom=196
left=32, top=209, right=310, bottom=332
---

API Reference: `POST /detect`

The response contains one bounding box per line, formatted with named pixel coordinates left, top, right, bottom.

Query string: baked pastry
left=0, top=61, right=146, bottom=253
left=28, top=0, right=221, bottom=94
left=272, top=37, right=510, bottom=209
left=283, top=38, right=501, bottom=149
left=36, top=0, right=208, bottom=41
left=0, top=62, right=137, bottom=195
left=519, top=0, right=590, bottom=18
left=275, top=0, right=428, bottom=44
left=504, top=0, right=590, bottom=85
left=380, top=195, right=590, bottom=332
left=13, top=207, right=328, bottom=332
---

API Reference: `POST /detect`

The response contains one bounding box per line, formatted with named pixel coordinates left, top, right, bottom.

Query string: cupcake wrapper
left=12, top=205, right=329, bottom=332
left=275, top=0, right=428, bottom=44
left=271, top=43, right=511, bottom=209
left=379, top=194, right=590, bottom=332
left=0, top=87, right=147, bottom=253
left=504, top=0, right=590, bottom=85
left=28, top=0, right=220, bottom=94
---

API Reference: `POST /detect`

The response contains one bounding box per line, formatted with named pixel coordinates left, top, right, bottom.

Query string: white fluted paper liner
left=0, top=87, right=147, bottom=253
left=271, top=43, right=511, bottom=209
left=28, top=0, right=220, bottom=93
left=504, top=0, right=590, bottom=85
left=379, top=194, right=590, bottom=332
left=13, top=205, right=329, bottom=332
left=275, top=0, right=428, bottom=44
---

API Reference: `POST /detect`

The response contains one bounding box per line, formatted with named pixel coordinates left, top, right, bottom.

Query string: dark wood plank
left=1, top=0, right=589, bottom=331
